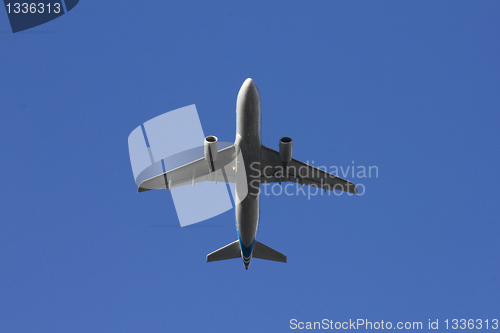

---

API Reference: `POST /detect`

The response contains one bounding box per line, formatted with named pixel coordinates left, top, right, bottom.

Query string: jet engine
left=204, top=135, right=218, bottom=172
left=279, top=136, right=293, bottom=164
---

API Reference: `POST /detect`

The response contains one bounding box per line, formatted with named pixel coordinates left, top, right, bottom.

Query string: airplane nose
left=240, top=78, right=258, bottom=95
left=237, top=78, right=260, bottom=110
left=244, top=78, right=256, bottom=89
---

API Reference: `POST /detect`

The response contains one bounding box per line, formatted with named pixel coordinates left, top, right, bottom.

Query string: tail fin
left=253, top=241, right=287, bottom=263
left=206, top=240, right=241, bottom=262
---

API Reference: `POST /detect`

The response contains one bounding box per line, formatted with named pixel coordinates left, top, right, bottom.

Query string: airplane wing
left=260, top=145, right=358, bottom=194
left=138, top=145, right=237, bottom=192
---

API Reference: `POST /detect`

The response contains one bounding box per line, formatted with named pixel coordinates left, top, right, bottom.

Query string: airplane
left=137, top=78, right=357, bottom=269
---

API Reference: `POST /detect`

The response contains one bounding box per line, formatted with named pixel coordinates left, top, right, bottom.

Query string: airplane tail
left=253, top=241, right=287, bottom=263
left=206, top=240, right=241, bottom=262
left=206, top=240, right=286, bottom=263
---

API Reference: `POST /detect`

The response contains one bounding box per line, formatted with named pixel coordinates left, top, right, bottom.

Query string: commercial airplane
left=137, top=78, right=357, bottom=269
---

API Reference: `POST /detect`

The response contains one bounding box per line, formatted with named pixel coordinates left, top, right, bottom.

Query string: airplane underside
left=137, top=78, right=357, bottom=269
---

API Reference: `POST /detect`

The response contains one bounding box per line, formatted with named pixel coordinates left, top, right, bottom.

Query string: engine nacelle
left=279, top=136, right=293, bottom=164
left=204, top=135, right=218, bottom=171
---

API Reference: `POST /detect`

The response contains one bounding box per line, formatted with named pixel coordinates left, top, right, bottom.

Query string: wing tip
left=137, top=186, right=152, bottom=193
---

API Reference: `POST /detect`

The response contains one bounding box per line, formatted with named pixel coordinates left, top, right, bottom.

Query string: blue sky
left=1, top=1, right=499, bottom=332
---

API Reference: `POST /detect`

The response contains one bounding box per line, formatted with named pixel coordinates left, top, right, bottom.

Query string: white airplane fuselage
left=234, top=78, right=262, bottom=269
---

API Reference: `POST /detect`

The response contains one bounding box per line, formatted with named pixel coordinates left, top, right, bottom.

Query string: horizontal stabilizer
left=253, top=241, right=287, bottom=263
left=206, top=240, right=241, bottom=262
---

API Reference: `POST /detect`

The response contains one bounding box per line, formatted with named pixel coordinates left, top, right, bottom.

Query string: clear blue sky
left=1, top=1, right=499, bottom=332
